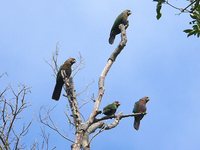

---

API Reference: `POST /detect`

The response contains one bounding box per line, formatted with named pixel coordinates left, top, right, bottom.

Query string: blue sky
left=0, top=0, right=200, bottom=149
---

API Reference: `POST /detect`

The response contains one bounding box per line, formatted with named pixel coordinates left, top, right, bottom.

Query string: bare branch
left=87, top=24, right=128, bottom=128
left=41, top=128, right=50, bottom=150
left=87, top=122, right=104, bottom=135
left=88, top=124, right=105, bottom=145
left=0, top=87, right=8, bottom=98
left=65, top=112, right=75, bottom=127
left=0, top=84, right=31, bottom=150
left=85, top=112, right=147, bottom=146
left=94, top=112, right=147, bottom=123
left=0, top=72, right=8, bottom=79
left=76, top=80, right=94, bottom=97
left=109, top=24, right=128, bottom=61
left=30, top=141, right=40, bottom=150
left=39, top=107, right=74, bottom=143
left=6, top=85, right=30, bottom=143
left=72, top=52, right=85, bottom=78
left=45, top=42, right=60, bottom=78
left=103, top=113, right=123, bottom=130
left=52, top=43, right=60, bottom=74
left=0, top=135, right=8, bottom=150
left=165, top=0, right=199, bottom=13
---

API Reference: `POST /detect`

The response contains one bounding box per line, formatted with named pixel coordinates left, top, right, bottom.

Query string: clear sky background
left=0, top=0, right=200, bottom=149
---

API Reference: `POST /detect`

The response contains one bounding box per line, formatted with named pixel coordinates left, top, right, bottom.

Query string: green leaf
left=187, top=30, right=196, bottom=37
left=156, top=2, right=162, bottom=20
left=183, top=29, right=193, bottom=33
left=193, top=25, right=198, bottom=30
left=190, top=14, right=197, bottom=19
left=156, top=12, right=162, bottom=20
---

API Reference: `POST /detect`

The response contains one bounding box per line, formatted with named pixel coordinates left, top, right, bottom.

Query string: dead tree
left=0, top=84, right=32, bottom=150
left=41, top=24, right=148, bottom=150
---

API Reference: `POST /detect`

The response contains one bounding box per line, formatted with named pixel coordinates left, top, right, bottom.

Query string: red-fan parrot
left=133, top=96, right=149, bottom=130
left=103, top=101, right=120, bottom=116
left=108, top=9, right=131, bottom=44
left=52, top=58, right=76, bottom=101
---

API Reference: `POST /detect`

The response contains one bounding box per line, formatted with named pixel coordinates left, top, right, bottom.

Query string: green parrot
left=133, top=96, right=149, bottom=130
left=109, top=9, right=131, bottom=44
left=103, top=101, right=120, bottom=116
left=52, top=58, right=76, bottom=101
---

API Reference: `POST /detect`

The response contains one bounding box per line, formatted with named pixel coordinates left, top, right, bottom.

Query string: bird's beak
left=128, top=11, right=132, bottom=16
left=146, top=97, right=150, bottom=103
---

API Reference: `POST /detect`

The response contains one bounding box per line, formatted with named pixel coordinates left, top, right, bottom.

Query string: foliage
left=154, top=0, right=200, bottom=37
left=184, top=5, right=200, bottom=37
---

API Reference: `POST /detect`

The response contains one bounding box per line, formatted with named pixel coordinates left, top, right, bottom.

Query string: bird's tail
left=52, top=81, right=63, bottom=101
left=109, top=33, right=115, bottom=45
left=134, top=119, right=140, bottom=130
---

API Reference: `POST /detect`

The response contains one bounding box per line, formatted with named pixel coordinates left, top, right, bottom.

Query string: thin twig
left=39, top=107, right=74, bottom=143
left=89, top=125, right=106, bottom=145
left=0, top=72, right=8, bottom=79
left=76, top=80, right=94, bottom=97
left=165, top=0, right=198, bottom=13
left=72, top=52, right=85, bottom=78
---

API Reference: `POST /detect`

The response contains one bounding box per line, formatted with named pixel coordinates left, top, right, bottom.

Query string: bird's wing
left=111, top=13, right=123, bottom=30
left=133, top=102, right=139, bottom=113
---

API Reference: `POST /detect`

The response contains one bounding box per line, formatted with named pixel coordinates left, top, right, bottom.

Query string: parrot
left=133, top=96, right=149, bottom=130
left=108, top=9, right=131, bottom=45
left=52, top=58, right=76, bottom=101
left=103, top=101, right=120, bottom=116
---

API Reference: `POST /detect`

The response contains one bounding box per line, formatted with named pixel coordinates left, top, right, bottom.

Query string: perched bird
left=52, top=58, right=76, bottom=101
left=133, top=96, right=149, bottom=130
left=108, top=9, right=131, bottom=44
left=103, top=101, right=120, bottom=116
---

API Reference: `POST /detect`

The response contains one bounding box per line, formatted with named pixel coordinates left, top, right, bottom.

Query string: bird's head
left=125, top=9, right=131, bottom=16
left=140, top=96, right=150, bottom=103
left=114, top=101, right=120, bottom=107
left=67, top=58, right=76, bottom=65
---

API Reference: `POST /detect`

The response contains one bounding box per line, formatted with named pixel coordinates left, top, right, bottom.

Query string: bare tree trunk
left=71, top=131, right=83, bottom=150
left=82, top=133, right=90, bottom=150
